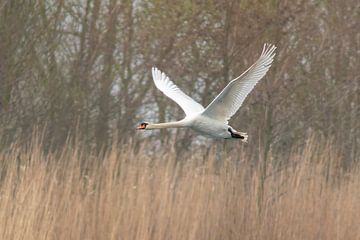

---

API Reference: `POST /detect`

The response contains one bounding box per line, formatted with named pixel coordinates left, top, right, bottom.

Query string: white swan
left=137, top=44, right=276, bottom=142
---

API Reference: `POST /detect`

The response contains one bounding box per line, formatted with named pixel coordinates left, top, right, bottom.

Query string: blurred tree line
left=0, top=0, right=359, bottom=164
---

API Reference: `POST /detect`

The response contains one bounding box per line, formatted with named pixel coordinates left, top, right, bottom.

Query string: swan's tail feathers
left=239, top=132, right=248, bottom=143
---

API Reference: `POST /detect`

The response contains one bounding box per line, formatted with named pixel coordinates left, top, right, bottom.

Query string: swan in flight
left=137, top=44, right=276, bottom=142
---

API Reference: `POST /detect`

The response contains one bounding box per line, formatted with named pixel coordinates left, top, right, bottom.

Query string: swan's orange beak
left=137, top=122, right=148, bottom=130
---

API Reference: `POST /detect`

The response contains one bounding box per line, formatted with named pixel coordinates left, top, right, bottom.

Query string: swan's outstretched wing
left=202, top=44, right=276, bottom=122
left=152, top=67, right=204, bottom=116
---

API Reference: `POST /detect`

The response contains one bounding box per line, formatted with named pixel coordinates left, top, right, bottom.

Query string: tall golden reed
left=0, top=135, right=359, bottom=240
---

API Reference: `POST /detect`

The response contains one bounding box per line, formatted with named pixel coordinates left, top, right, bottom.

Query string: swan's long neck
left=147, top=120, right=186, bottom=129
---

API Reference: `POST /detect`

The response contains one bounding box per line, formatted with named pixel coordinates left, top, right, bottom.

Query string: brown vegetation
left=0, top=135, right=359, bottom=239
left=0, top=1, right=359, bottom=162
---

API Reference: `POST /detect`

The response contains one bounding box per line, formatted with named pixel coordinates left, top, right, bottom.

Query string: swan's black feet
left=228, top=128, right=245, bottom=139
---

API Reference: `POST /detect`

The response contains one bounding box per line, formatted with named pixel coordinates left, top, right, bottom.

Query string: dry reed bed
left=0, top=138, right=359, bottom=240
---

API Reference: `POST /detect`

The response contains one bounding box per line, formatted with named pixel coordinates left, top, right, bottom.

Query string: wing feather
left=152, top=67, right=204, bottom=116
left=202, top=44, right=276, bottom=122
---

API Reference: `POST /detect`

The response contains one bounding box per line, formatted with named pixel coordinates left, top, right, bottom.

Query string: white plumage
left=151, top=67, right=204, bottom=116
left=137, top=44, right=276, bottom=141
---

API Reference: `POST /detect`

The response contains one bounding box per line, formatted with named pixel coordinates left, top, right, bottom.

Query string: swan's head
left=137, top=122, right=149, bottom=130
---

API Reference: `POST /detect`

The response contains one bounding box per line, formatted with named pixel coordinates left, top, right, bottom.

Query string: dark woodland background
left=0, top=0, right=359, bottom=162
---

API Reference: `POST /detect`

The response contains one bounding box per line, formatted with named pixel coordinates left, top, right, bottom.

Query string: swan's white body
left=138, top=44, right=276, bottom=141
left=187, top=114, right=235, bottom=139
